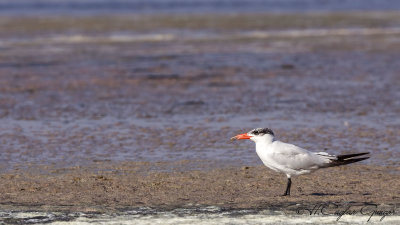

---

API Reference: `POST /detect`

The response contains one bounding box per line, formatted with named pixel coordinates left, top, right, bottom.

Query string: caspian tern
left=231, top=128, right=370, bottom=196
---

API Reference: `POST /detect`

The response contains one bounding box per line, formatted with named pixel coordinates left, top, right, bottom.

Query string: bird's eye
left=253, top=131, right=259, bottom=135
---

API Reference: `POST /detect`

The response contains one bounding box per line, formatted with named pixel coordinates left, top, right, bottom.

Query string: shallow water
left=2, top=0, right=400, bottom=15
left=1, top=205, right=399, bottom=224
left=1, top=16, right=400, bottom=170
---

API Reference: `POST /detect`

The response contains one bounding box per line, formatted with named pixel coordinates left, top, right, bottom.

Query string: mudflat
left=0, top=12, right=399, bottom=217
left=0, top=163, right=399, bottom=213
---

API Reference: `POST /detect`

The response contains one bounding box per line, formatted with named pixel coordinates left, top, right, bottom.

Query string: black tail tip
left=337, top=152, right=370, bottom=160
left=327, top=152, right=370, bottom=167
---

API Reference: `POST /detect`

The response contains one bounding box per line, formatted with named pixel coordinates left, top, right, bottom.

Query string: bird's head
left=231, top=128, right=275, bottom=143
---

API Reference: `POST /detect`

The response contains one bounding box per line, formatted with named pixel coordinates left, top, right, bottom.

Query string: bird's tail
left=324, top=152, right=370, bottom=168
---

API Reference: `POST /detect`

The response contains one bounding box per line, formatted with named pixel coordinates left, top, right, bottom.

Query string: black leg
left=283, top=178, right=291, bottom=196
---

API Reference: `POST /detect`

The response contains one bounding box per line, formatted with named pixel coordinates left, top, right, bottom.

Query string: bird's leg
left=283, top=178, right=291, bottom=196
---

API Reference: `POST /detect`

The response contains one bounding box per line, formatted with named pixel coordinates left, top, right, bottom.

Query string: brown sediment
left=1, top=12, right=400, bottom=35
left=0, top=163, right=399, bottom=213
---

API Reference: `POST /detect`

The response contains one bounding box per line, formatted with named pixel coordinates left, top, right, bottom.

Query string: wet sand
left=0, top=163, right=399, bottom=214
left=2, top=12, right=400, bottom=35
left=0, top=12, right=399, bottom=222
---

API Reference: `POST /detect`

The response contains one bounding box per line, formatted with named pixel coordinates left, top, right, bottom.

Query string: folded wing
left=269, top=141, right=369, bottom=171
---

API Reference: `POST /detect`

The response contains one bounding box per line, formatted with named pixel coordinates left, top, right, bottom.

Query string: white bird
left=231, top=128, right=369, bottom=196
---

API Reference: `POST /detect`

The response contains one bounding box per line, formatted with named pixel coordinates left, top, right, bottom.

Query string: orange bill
left=230, top=133, right=251, bottom=140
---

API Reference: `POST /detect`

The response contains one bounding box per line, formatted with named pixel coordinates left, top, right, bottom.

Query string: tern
left=231, top=128, right=370, bottom=196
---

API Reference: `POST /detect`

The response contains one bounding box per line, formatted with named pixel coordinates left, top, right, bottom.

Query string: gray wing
left=270, top=141, right=334, bottom=170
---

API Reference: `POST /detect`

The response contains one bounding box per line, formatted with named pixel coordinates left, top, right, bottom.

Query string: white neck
left=254, top=135, right=275, bottom=161
left=252, top=134, right=275, bottom=145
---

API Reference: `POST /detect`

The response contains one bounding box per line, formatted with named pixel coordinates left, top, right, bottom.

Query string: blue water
left=1, top=0, right=400, bottom=15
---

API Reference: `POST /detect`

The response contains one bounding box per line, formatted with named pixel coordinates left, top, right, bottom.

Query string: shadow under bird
left=231, top=128, right=370, bottom=196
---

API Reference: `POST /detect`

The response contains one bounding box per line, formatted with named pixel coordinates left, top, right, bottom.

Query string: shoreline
left=1, top=203, right=399, bottom=224
left=0, top=10, right=399, bottom=224
left=2, top=11, right=400, bottom=35
left=0, top=162, right=399, bottom=214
